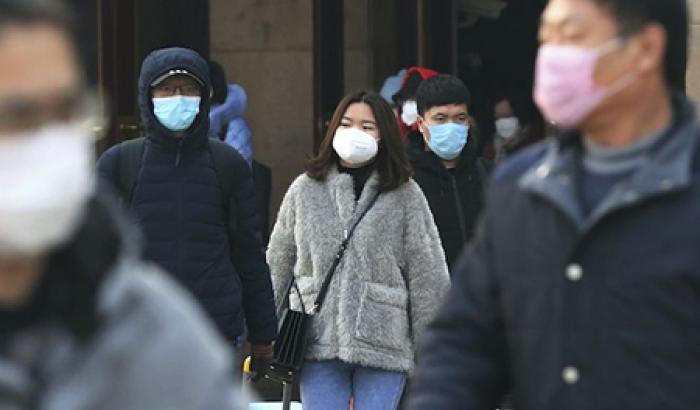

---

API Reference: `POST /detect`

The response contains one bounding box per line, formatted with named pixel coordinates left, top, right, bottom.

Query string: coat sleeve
left=402, top=183, right=451, bottom=345
left=406, top=203, right=510, bottom=409
left=266, top=179, right=298, bottom=311
left=228, top=154, right=277, bottom=344
left=96, top=144, right=121, bottom=194
left=225, top=118, right=254, bottom=167
left=97, top=263, right=249, bottom=410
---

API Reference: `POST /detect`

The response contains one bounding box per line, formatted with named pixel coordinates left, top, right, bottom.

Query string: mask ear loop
left=595, top=37, right=640, bottom=100
left=594, top=37, right=625, bottom=56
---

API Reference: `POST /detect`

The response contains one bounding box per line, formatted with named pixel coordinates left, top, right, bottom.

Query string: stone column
left=210, top=0, right=314, bottom=229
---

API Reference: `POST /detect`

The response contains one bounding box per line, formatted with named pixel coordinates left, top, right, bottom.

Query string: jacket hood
left=396, top=66, right=439, bottom=136
left=210, top=84, right=247, bottom=135
left=400, top=66, right=439, bottom=91
left=380, top=69, right=406, bottom=104
left=394, top=66, right=439, bottom=104
left=138, top=47, right=211, bottom=150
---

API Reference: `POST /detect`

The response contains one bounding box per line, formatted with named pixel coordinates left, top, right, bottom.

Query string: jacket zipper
left=450, top=174, right=467, bottom=245
left=175, top=140, right=184, bottom=166
left=175, top=142, right=183, bottom=277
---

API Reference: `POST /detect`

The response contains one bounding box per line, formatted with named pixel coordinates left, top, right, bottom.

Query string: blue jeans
left=300, top=360, right=406, bottom=410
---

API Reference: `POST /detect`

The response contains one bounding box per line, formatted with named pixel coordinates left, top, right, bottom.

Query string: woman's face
left=338, top=102, right=380, bottom=141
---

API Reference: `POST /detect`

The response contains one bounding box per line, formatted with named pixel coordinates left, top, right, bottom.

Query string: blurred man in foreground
left=0, top=0, right=245, bottom=408
left=409, top=0, right=697, bottom=409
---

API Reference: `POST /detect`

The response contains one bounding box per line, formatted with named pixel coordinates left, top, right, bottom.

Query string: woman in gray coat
left=267, top=90, right=450, bottom=410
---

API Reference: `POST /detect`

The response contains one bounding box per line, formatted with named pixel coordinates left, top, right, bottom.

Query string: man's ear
left=417, top=116, right=426, bottom=134
left=418, top=116, right=432, bottom=143
left=634, top=23, right=667, bottom=76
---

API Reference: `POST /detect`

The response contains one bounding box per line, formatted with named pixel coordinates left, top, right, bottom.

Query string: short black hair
left=208, top=60, right=228, bottom=105
left=0, top=0, right=75, bottom=33
left=416, top=74, right=471, bottom=116
left=593, top=0, right=688, bottom=90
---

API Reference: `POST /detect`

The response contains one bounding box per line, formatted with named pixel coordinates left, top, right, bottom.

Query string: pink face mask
left=533, top=39, right=635, bottom=129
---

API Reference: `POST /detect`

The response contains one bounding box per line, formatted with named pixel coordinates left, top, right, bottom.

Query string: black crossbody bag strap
left=268, top=193, right=379, bottom=384
left=310, top=192, right=380, bottom=314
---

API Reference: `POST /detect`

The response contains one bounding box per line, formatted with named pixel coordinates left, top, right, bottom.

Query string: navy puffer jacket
left=97, top=47, right=276, bottom=344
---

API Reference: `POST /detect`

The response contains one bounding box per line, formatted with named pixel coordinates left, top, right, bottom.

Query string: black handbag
left=267, top=193, right=380, bottom=383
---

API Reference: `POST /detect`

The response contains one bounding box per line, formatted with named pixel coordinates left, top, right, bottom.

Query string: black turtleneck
left=339, top=163, right=375, bottom=201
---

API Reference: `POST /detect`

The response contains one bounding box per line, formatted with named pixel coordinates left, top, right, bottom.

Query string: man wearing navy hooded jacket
left=97, top=47, right=276, bottom=377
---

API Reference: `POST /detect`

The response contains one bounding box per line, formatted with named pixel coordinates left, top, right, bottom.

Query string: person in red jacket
left=392, top=66, right=438, bottom=139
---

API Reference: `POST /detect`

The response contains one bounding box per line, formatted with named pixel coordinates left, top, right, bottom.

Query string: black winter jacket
left=406, top=131, right=490, bottom=269
left=408, top=95, right=700, bottom=410
left=97, top=48, right=276, bottom=344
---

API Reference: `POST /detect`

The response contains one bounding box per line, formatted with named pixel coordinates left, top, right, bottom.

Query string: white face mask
left=332, top=127, right=378, bottom=166
left=495, top=117, right=520, bottom=140
left=401, top=100, right=418, bottom=126
left=0, top=124, right=95, bottom=257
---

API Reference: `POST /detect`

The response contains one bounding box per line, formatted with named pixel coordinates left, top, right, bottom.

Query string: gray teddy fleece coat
left=267, top=167, right=451, bottom=373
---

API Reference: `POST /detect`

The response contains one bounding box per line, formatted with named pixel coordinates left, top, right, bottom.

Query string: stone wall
left=208, top=0, right=700, bottom=232
left=344, top=0, right=372, bottom=93
left=209, top=0, right=314, bottom=232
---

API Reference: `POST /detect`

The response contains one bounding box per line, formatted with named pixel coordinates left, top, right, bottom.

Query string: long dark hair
left=306, top=90, right=412, bottom=192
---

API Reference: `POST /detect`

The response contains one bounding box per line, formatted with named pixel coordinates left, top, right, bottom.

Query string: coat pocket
left=354, top=282, right=410, bottom=352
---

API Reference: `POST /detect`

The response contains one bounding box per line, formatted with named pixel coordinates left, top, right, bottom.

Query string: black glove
left=249, top=343, right=274, bottom=382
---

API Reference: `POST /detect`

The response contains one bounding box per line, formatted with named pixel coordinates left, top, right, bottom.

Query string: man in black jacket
left=409, top=74, right=490, bottom=270
left=97, top=47, right=276, bottom=376
left=408, top=0, right=697, bottom=409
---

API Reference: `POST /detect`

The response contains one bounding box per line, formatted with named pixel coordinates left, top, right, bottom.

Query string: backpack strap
left=208, top=139, right=238, bottom=239
left=208, top=139, right=234, bottom=202
left=118, top=137, right=146, bottom=205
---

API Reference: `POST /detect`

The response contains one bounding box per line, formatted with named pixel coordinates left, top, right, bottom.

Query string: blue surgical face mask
left=425, top=123, right=469, bottom=160
left=152, top=96, right=201, bottom=131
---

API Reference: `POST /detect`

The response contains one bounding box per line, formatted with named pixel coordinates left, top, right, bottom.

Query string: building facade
left=79, top=0, right=698, bottom=229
